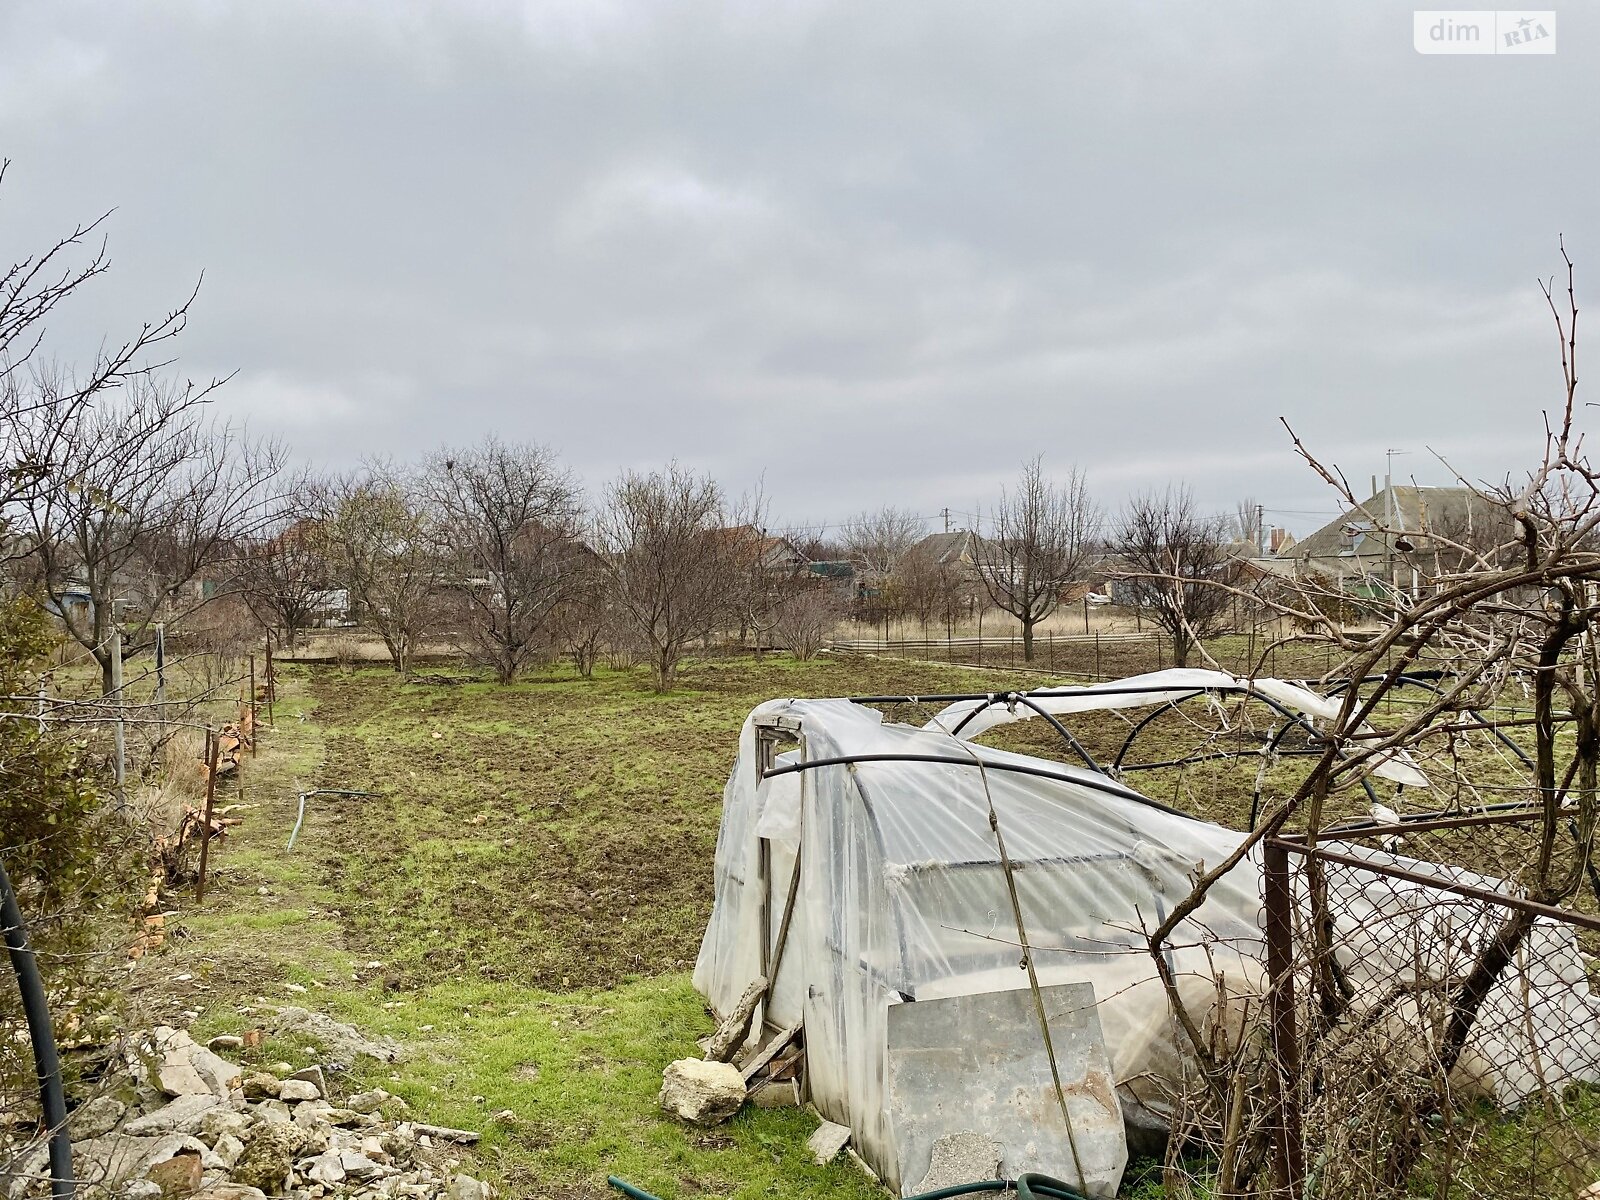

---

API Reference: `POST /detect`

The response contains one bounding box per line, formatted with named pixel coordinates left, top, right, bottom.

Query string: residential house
left=1289, top=484, right=1496, bottom=596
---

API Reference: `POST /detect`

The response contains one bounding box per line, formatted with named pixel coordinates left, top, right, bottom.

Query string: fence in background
left=824, top=631, right=1167, bottom=675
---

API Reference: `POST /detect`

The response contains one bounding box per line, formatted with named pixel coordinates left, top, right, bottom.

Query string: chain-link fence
left=1260, top=810, right=1600, bottom=1199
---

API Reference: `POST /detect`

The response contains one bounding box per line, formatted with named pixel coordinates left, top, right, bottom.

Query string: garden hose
left=606, top=1170, right=1088, bottom=1200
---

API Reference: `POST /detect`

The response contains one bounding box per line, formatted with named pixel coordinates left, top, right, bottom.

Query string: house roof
left=907, top=530, right=979, bottom=566
left=716, top=525, right=803, bottom=567
left=1293, top=486, right=1488, bottom=560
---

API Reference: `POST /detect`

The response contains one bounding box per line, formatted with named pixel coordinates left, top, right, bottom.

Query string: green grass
left=125, top=648, right=1585, bottom=1198
left=137, top=653, right=1028, bottom=1199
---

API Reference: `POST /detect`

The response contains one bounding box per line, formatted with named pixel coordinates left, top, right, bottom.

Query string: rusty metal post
left=248, top=654, right=258, bottom=757
left=195, top=730, right=220, bottom=902
left=264, top=633, right=275, bottom=727
left=1264, top=838, right=1305, bottom=1196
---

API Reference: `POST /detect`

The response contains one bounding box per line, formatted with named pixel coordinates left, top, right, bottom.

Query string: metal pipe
left=0, top=855, right=73, bottom=1200
left=1269, top=837, right=1600, bottom=933
left=761, top=752, right=1192, bottom=819
left=1005, top=694, right=1104, bottom=774
left=1263, top=839, right=1306, bottom=1194
left=287, top=789, right=381, bottom=851
left=195, top=729, right=221, bottom=902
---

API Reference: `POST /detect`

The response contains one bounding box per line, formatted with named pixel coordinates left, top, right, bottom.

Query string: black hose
left=607, top=1171, right=1089, bottom=1200
left=0, top=854, right=73, bottom=1200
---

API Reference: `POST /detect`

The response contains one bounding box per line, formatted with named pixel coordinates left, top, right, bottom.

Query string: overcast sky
left=1, top=1, right=1595, bottom=536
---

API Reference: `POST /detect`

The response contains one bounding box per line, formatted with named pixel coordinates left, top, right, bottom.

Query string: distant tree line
left=4, top=381, right=1253, bottom=686
left=0, top=165, right=1252, bottom=697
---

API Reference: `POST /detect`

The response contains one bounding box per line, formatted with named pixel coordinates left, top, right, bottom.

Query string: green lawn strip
left=145, top=648, right=1569, bottom=1198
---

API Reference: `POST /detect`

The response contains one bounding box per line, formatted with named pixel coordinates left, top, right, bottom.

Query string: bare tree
left=1, top=160, right=211, bottom=541
left=1233, top=496, right=1263, bottom=552
left=315, top=465, right=441, bottom=676
left=972, top=458, right=1100, bottom=661
left=1112, top=485, right=1237, bottom=668
left=12, top=375, right=286, bottom=694
left=840, top=506, right=924, bottom=631
left=716, top=488, right=799, bottom=651
left=239, top=477, right=330, bottom=653
left=422, top=437, right=585, bottom=683
left=595, top=463, right=741, bottom=692
left=555, top=556, right=619, bottom=679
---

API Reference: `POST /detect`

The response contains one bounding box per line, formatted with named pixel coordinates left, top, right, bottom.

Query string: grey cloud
left=0, top=0, right=1595, bottom=532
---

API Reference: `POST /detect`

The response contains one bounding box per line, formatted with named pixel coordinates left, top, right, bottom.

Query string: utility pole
left=941, top=507, right=951, bottom=533
left=1256, top=503, right=1266, bottom=556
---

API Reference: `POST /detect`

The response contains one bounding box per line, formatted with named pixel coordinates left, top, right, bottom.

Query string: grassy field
left=117, top=646, right=1565, bottom=1199
left=129, top=653, right=1076, bottom=1200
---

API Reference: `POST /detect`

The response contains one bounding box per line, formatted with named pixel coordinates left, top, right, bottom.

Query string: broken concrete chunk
left=232, top=1123, right=306, bottom=1193
left=250, top=1100, right=292, bottom=1126
left=748, top=1079, right=800, bottom=1109
left=704, top=977, right=767, bottom=1063
left=658, top=1059, right=746, bottom=1126
left=71, top=1094, right=128, bottom=1138
left=146, top=1150, right=203, bottom=1197
left=270, top=1008, right=402, bottom=1063
left=302, top=1151, right=346, bottom=1186
left=129, top=1028, right=242, bottom=1099
left=806, top=1119, right=851, bottom=1165
left=200, top=1109, right=254, bottom=1148
left=345, top=1089, right=393, bottom=1115
left=241, top=1074, right=282, bottom=1101
left=444, top=1176, right=491, bottom=1200
left=287, top=1065, right=327, bottom=1097
left=404, top=1123, right=480, bottom=1145
left=125, top=1094, right=224, bottom=1137
left=211, top=1134, right=247, bottom=1170
left=336, top=1151, right=381, bottom=1181
left=292, top=1101, right=333, bottom=1128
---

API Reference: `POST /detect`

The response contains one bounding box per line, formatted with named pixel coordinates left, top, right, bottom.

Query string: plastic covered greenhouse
left=692, top=669, right=1600, bottom=1196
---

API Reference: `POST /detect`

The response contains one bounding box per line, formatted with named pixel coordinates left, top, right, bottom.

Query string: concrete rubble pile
left=1, top=1024, right=490, bottom=1200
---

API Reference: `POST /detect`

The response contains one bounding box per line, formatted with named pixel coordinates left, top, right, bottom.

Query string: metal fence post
left=195, top=730, right=221, bottom=903
left=1264, top=838, right=1305, bottom=1196
left=249, top=654, right=258, bottom=757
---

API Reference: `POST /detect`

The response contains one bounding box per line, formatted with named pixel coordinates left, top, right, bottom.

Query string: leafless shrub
left=594, top=463, right=745, bottom=692
left=1111, top=484, right=1238, bottom=667
left=773, top=587, right=843, bottom=660
left=841, top=506, right=925, bottom=630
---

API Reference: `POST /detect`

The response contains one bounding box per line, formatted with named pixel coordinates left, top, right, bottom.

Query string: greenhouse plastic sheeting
left=692, top=688, right=1600, bottom=1194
